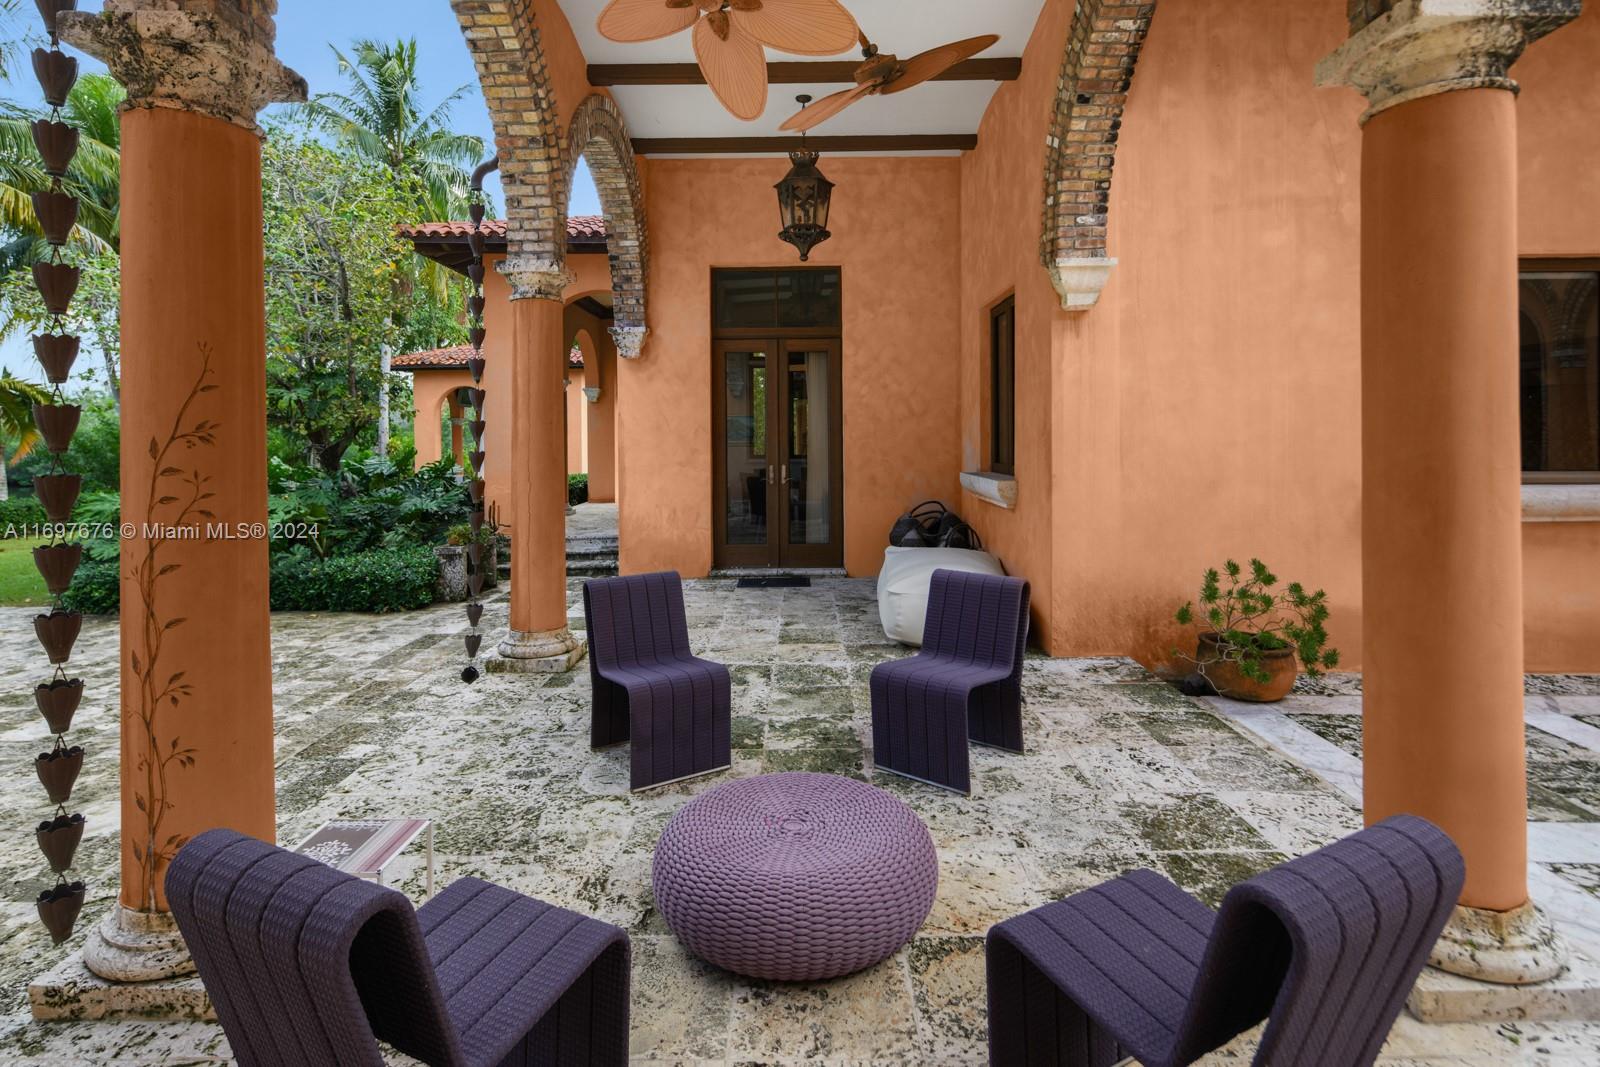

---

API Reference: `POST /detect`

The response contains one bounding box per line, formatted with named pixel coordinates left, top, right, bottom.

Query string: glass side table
left=292, top=817, right=434, bottom=898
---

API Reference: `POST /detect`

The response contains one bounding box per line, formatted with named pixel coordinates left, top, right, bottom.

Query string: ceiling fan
left=779, top=31, right=1001, bottom=132
left=597, top=0, right=860, bottom=121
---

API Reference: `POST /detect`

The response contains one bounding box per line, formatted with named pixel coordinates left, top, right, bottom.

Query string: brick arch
left=1039, top=1, right=1157, bottom=311
left=564, top=93, right=649, bottom=349
left=451, top=0, right=566, bottom=261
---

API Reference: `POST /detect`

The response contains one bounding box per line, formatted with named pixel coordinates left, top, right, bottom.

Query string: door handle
left=781, top=465, right=788, bottom=486
left=768, top=465, right=775, bottom=485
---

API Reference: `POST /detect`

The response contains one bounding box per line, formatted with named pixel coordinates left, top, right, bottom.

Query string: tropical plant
left=0, top=371, right=48, bottom=500
left=301, top=38, right=485, bottom=223
left=1174, top=558, right=1340, bottom=684
left=0, top=73, right=123, bottom=265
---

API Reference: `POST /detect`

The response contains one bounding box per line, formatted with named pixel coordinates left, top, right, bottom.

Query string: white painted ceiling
left=560, top=0, right=1046, bottom=152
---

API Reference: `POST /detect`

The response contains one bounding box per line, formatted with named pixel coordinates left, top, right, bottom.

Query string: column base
left=486, top=627, right=587, bottom=673
left=83, top=905, right=196, bottom=982
left=1428, top=899, right=1568, bottom=985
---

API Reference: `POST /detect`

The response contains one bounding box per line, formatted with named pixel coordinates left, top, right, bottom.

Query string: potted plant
left=1173, top=558, right=1339, bottom=702
left=441, top=521, right=498, bottom=601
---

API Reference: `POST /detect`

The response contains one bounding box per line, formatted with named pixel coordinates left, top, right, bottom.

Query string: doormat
left=736, top=575, right=812, bottom=589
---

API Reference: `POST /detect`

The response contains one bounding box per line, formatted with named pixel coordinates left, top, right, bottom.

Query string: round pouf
left=652, top=771, right=939, bottom=981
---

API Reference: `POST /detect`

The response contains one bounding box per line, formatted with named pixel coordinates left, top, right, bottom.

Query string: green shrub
left=1173, top=558, right=1339, bottom=683
left=61, top=559, right=120, bottom=615
left=567, top=473, right=589, bottom=507
left=0, top=496, right=47, bottom=537
left=270, top=545, right=437, bottom=613
left=445, top=521, right=496, bottom=547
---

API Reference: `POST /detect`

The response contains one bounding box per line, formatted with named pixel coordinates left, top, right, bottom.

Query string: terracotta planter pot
left=31, top=118, right=77, bottom=176
left=37, top=812, right=85, bottom=874
left=32, top=402, right=81, bottom=454
left=32, top=333, right=79, bottom=384
left=35, top=677, right=83, bottom=734
left=32, top=189, right=78, bottom=246
left=32, top=261, right=80, bottom=316
left=34, top=609, right=82, bottom=663
left=33, top=472, right=81, bottom=523
left=33, top=541, right=82, bottom=594
left=1196, top=631, right=1298, bottom=702
left=36, top=881, right=85, bottom=945
left=36, top=745, right=84, bottom=805
left=32, top=47, right=76, bottom=108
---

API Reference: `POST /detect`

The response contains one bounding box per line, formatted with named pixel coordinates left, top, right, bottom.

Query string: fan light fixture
left=776, top=95, right=833, bottom=262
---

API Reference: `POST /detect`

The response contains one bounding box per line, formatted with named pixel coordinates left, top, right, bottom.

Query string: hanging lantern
left=776, top=96, right=834, bottom=262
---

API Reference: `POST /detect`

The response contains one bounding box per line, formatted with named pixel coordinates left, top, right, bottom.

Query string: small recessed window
left=1520, top=262, right=1600, bottom=481
left=990, top=296, right=1016, bottom=476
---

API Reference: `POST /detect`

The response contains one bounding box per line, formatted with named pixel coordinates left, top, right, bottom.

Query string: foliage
left=0, top=246, right=122, bottom=393
left=268, top=453, right=470, bottom=558
left=61, top=557, right=119, bottom=614
left=0, top=493, right=43, bottom=534
left=300, top=38, right=484, bottom=226
left=0, top=73, right=124, bottom=264
left=0, top=370, right=47, bottom=467
left=15, top=390, right=120, bottom=491
left=1174, top=558, right=1340, bottom=683
left=568, top=473, right=589, bottom=507
left=262, top=124, right=464, bottom=472
left=445, top=520, right=496, bottom=547
left=269, top=544, right=437, bottom=613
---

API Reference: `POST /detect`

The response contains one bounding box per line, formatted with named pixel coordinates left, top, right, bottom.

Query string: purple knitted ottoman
left=651, top=771, right=939, bottom=981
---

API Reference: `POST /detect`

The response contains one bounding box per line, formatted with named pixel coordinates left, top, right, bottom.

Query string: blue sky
left=1, top=0, right=601, bottom=375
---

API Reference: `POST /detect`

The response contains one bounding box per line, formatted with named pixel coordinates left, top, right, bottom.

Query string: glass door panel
left=714, top=342, right=778, bottom=567
left=776, top=340, right=842, bottom=568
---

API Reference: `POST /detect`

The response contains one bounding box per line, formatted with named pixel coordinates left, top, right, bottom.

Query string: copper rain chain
left=28, top=0, right=89, bottom=945
left=461, top=158, right=499, bottom=684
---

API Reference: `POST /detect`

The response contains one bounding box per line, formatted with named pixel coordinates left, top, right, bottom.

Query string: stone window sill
left=960, top=471, right=1017, bottom=510
left=1522, top=484, right=1600, bottom=523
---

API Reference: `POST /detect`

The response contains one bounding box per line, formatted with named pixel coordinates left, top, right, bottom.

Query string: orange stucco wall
left=411, top=370, right=472, bottom=469
left=956, top=0, right=1072, bottom=650
left=619, top=156, right=964, bottom=577
left=563, top=303, right=619, bottom=500
left=565, top=361, right=587, bottom=474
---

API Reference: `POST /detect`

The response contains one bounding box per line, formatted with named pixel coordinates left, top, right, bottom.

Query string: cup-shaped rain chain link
left=460, top=157, right=499, bottom=684
left=29, top=0, right=88, bottom=946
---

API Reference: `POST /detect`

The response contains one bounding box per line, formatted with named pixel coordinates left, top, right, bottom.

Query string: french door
left=713, top=338, right=843, bottom=568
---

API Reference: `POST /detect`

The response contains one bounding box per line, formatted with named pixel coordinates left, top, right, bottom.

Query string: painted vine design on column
left=461, top=156, right=499, bottom=684
left=30, top=0, right=89, bottom=947
left=125, top=346, right=217, bottom=909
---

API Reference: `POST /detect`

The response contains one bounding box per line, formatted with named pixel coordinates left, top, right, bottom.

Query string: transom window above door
left=1520, top=262, right=1600, bottom=482
left=713, top=269, right=841, bottom=331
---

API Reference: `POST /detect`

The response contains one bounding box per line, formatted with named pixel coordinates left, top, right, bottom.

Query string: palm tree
left=302, top=38, right=485, bottom=223
left=0, top=73, right=124, bottom=273
left=0, top=371, right=48, bottom=502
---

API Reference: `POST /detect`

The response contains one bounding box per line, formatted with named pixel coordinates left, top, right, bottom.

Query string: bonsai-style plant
left=1174, top=558, right=1339, bottom=701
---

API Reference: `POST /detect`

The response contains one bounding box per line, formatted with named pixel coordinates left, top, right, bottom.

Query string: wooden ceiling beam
left=589, top=58, right=1020, bottom=86
left=632, top=134, right=977, bottom=155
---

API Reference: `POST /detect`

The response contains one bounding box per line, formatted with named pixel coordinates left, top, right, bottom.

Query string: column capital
left=1048, top=257, right=1117, bottom=312
left=610, top=324, right=648, bottom=359
left=498, top=256, right=575, bottom=302
left=1316, top=0, right=1581, bottom=123
left=59, top=1, right=306, bottom=132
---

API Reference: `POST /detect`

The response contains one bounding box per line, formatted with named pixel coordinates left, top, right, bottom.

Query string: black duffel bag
left=889, top=501, right=947, bottom=547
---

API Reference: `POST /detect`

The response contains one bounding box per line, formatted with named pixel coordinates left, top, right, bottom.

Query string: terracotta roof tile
left=394, top=343, right=588, bottom=371
left=397, top=216, right=606, bottom=241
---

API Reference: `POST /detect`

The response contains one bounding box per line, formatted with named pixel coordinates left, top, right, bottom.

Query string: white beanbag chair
left=877, top=546, right=1006, bottom=646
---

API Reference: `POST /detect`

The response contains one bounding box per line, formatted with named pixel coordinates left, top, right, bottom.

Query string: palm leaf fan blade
left=735, top=0, right=859, bottom=56
left=778, top=83, right=871, bottom=132
left=693, top=17, right=768, bottom=121
left=598, top=0, right=700, bottom=42
left=879, top=34, right=1001, bottom=94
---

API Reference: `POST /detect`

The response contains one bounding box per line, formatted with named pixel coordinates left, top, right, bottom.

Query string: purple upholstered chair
left=870, top=568, right=1030, bottom=794
left=583, top=571, right=732, bottom=791
left=166, top=829, right=630, bottom=1067
left=985, top=815, right=1465, bottom=1067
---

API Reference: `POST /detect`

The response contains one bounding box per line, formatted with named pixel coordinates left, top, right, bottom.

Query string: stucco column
left=59, top=1, right=303, bottom=985
left=448, top=394, right=466, bottom=470
left=1318, top=0, right=1579, bottom=986
left=488, top=259, right=585, bottom=673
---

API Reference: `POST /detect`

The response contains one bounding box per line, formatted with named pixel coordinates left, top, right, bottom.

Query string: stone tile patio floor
left=3, top=578, right=1600, bottom=1063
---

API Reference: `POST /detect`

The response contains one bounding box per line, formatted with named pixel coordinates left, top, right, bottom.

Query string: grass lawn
left=0, top=536, right=51, bottom=607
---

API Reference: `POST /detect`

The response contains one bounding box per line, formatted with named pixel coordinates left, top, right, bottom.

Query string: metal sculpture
left=461, top=157, right=499, bottom=684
